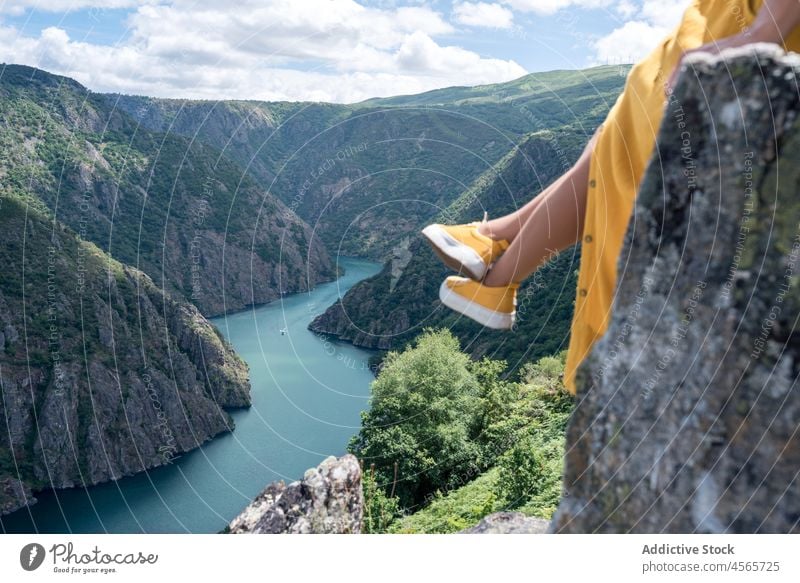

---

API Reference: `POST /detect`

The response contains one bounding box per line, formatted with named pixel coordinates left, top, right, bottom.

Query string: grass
left=389, top=468, right=503, bottom=533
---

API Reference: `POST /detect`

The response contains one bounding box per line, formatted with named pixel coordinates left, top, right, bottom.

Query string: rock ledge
left=229, top=455, right=363, bottom=534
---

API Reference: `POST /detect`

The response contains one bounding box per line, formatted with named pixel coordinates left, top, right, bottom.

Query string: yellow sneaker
left=421, top=214, right=509, bottom=280
left=439, top=276, right=518, bottom=329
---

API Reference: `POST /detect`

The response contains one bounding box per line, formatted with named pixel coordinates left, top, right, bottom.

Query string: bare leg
left=478, top=127, right=600, bottom=243
left=482, top=137, right=594, bottom=287
left=477, top=183, right=549, bottom=242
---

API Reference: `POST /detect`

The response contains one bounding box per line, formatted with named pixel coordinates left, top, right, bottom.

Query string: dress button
left=589, top=179, right=596, bottom=188
left=584, top=234, right=593, bottom=243
left=579, top=288, right=588, bottom=297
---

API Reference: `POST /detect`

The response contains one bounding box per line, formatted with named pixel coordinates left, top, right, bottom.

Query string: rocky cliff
left=0, top=193, right=250, bottom=515
left=227, top=454, right=553, bottom=534
left=0, top=65, right=335, bottom=317
left=553, top=45, right=800, bottom=533
left=463, top=512, right=549, bottom=533
left=229, top=455, right=363, bottom=534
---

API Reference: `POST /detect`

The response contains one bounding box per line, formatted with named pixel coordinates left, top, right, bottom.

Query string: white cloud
left=496, top=0, right=686, bottom=65
left=640, top=0, right=686, bottom=28
left=0, top=0, right=527, bottom=102
left=592, top=20, right=668, bottom=63
left=591, top=0, right=690, bottom=65
left=397, top=30, right=523, bottom=77
left=453, top=2, right=514, bottom=29
left=615, top=0, right=637, bottom=19
left=501, top=0, right=614, bottom=16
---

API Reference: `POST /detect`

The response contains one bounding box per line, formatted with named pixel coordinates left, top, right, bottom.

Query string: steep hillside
left=0, top=64, right=335, bottom=317
left=108, top=96, right=517, bottom=259
left=107, top=66, right=626, bottom=259
left=104, top=96, right=346, bottom=190
left=309, top=129, right=589, bottom=371
left=0, top=192, right=250, bottom=515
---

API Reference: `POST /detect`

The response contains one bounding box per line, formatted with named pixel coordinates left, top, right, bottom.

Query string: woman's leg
left=478, top=128, right=600, bottom=243
left=481, top=135, right=594, bottom=287
left=477, top=183, right=549, bottom=242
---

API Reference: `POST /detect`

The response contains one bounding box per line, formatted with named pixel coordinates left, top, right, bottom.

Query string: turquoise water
left=1, top=257, right=381, bottom=534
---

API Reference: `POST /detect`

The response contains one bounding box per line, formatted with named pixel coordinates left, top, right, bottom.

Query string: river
left=1, top=257, right=382, bottom=533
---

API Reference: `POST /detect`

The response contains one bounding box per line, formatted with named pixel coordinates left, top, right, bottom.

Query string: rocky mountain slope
left=553, top=46, right=800, bottom=533
left=0, top=64, right=335, bottom=317
left=308, top=129, right=590, bottom=370
left=0, top=192, right=250, bottom=515
left=108, top=66, right=626, bottom=259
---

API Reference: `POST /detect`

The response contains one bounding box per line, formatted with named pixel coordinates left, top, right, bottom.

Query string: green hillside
left=107, top=66, right=626, bottom=259
left=309, top=129, right=590, bottom=372
left=0, top=64, right=335, bottom=317
left=0, top=190, right=250, bottom=514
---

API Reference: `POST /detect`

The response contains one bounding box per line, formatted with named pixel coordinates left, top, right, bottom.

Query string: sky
left=0, top=0, right=691, bottom=103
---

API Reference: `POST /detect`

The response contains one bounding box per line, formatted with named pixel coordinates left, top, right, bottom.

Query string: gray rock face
left=462, top=512, right=549, bottom=534
left=0, top=478, right=35, bottom=515
left=553, top=46, right=800, bottom=533
left=229, top=455, right=364, bottom=534
left=0, top=195, right=251, bottom=516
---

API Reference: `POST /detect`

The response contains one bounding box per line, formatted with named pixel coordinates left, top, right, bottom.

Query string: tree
left=349, top=329, right=483, bottom=507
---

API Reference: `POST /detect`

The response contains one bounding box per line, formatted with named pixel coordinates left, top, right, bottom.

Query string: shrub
left=361, top=464, right=400, bottom=534
left=349, top=328, right=483, bottom=507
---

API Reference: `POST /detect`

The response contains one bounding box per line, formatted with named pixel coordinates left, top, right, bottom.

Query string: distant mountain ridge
left=106, top=65, right=627, bottom=260
left=357, top=65, right=629, bottom=108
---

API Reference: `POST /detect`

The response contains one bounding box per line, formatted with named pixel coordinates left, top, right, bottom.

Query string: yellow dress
left=564, top=0, right=800, bottom=394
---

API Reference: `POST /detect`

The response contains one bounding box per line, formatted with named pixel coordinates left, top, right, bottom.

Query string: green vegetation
left=390, top=468, right=501, bottom=533
left=350, top=329, right=573, bottom=533
left=361, top=464, right=401, bottom=534
left=349, top=329, right=483, bottom=508
left=0, top=64, right=334, bottom=317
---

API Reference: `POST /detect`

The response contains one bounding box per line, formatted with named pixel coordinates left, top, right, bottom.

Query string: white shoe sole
left=439, top=280, right=514, bottom=330
left=421, top=224, right=487, bottom=280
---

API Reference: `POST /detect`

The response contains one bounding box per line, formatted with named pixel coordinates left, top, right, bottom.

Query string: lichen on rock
left=462, top=512, right=549, bottom=534
left=229, top=455, right=363, bottom=534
